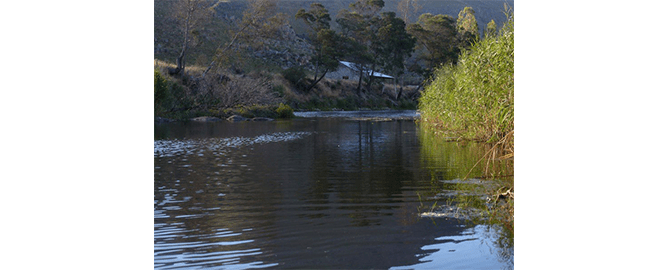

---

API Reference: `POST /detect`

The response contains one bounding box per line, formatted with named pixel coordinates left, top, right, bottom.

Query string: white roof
left=340, top=61, right=393, bottom=79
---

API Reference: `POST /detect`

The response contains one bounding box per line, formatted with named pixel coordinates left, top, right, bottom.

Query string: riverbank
left=154, top=60, right=420, bottom=122
left=417, top=14, right=514, bottom=232
left=156, top=109, right=420, bottom=124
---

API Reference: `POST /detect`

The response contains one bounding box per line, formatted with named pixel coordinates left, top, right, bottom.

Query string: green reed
left=419, top=15, right=513, bottom=143
left=417, top=15, right=514, bottom=233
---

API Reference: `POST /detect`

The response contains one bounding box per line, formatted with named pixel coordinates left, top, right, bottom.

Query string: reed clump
left=418, top=14, right=514, bottom=231
left=419, top=16, right=513, bottom=144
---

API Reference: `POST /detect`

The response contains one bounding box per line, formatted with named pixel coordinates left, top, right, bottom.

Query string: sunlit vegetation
left=419, top=13, right=513, bottom=143
left=418, top=9, right=513, bottom=232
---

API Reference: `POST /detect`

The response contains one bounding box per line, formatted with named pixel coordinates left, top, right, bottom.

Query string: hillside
left=282, top=0, right=514, bottom=37
left=154, top=0, right=514, bottom=66
left=153, top=0, right=514, bottom=119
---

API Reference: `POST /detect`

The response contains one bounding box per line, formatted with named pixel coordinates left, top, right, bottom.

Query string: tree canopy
left=296, top=3, right=331, bottom=33
left=296, top=3, right=344, bottom=91
left=408, top=13, right=459, bottom=77
left=372, top=12, right=416, bottom=79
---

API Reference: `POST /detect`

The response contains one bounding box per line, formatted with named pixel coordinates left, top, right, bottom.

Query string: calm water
left=154, top=110, right=513, bottom=269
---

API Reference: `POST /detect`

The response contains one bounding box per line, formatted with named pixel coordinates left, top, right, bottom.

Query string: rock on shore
left=226, top=115, right=275, bottom=122
left=227, top=115, right=248, bottom=122
left=155, top=117, right=176, bottom=123
left=190, top=116, right=223, bottom=122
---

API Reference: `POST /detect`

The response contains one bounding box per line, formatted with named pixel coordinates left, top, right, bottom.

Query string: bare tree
left=169, top=0, right=212, bottom=77
left=397, top=0, right=422, bottom=24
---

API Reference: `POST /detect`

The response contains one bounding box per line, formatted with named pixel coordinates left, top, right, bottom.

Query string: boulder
left=190, top=116, right=222, bottom=122
left=227, top=115, right=249, bottom=122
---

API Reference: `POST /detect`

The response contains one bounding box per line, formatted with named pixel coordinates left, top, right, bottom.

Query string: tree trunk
left=356, top=63, right=364, bottom=94
left=175, top=50, right=186, bottom=76
left=366, top=63, right=376, bottom=92
left=175, top=3, right=193, bottom=77
left=305, top=68, right=329, bottom=92
left=313, top=51, right=320, bottom=81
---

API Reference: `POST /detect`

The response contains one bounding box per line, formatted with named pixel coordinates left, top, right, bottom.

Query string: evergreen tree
left=370, top=12, right=416, bottom=93
left=296, top=3, right=342, bottom=87
left=335, top=0, right=385, bottom=93
left=407, top=13, right=459, bottom=77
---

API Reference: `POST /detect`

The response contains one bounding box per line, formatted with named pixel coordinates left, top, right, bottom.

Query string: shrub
left=272, top=84, right=286, bottom=97
left=336, top=98, right=355, bottom=111
left=399, top=98, right=417, bottom=110
left=154, top=69, right=169, bottom=112
left=276, top=103, right=294, bottom=118
left=205, top=75, right=280, bottom=109
left=281, top=66, right=306, bottom=86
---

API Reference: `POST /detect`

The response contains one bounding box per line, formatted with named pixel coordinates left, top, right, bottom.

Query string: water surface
left=154, top=110, right=513, bottom=269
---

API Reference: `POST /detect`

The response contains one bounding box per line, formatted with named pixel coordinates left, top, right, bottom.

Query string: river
left=154, top=110, right=513, bottom=269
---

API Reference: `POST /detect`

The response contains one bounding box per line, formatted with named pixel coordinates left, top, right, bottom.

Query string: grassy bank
left=418, top=15, right=513, bottom=231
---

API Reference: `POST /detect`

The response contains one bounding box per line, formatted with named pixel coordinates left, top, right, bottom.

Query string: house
left=325, top=61, right=394, bottom=82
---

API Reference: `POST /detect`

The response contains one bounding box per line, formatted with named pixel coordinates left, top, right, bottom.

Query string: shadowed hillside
left=283, top=0, right=514, bottom=37
left=155, top=0, right=514, bottom=64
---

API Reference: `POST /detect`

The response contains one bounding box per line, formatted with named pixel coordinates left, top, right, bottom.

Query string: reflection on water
left=154, top=111, right=513, bottom=269
left=391, top=225, right=511, bottom=270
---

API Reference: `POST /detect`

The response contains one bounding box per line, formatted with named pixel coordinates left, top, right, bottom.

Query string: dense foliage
left=419, top=14, right=513, bottom=143
left=419, top=13, right=514, bottom=233
left=407, top=13, right=460, bottom=76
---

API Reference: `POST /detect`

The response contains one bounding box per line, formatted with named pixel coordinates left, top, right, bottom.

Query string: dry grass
left=154, top=59, right=208, bottom=77
left=154, top=58, right=420, bottom=114
left=203, top=74, right=281, bottom=108
left=464, top=130, right=514, bottom=179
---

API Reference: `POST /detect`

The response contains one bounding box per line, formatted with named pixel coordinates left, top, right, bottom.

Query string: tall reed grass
left=419, top=16, right=513, bottom=144
left=418, top=14, right=514, bottom=232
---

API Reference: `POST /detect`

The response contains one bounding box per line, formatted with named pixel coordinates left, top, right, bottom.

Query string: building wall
left=324, top=64, right=361, bottom=82
left=323, top=63, right=395, bottom=84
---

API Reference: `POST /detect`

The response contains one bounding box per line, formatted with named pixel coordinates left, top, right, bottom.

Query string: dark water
left=154, top=110, right=513, bottom=269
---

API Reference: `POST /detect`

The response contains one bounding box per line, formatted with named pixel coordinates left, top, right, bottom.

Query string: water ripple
left=154, top=132, right=311, bottom=158
left=154, top=222, right=277, bottom=269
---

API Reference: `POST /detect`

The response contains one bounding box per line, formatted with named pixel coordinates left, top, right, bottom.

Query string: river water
left=154, top=110, right=513, bottom=269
